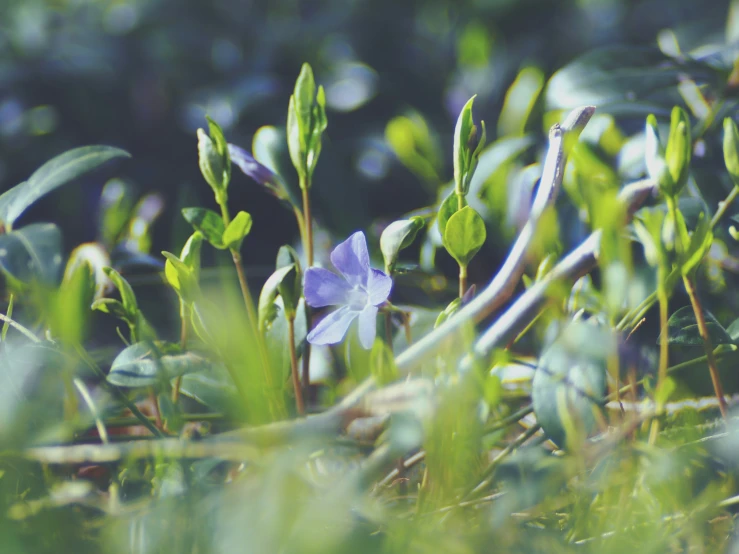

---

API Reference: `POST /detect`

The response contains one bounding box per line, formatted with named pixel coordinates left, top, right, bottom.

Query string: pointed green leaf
left=287, top=95, right=304, bottom=179
left=222, top=211, right=252, bottom=251
left=454, top=95, right=477, bottom=196
left=437, top=190, right=461, bottom=237
left=443, top=206, right=487, bottom=268
left=665, top=106, right=691, bottom=193
left=380, top=217, right=425, bottom=273
left=0, top=146, right=130, bottom=228
left=0, top=223, right=62, bottom=285
left=724, top=117, right=739, bottom=186
left=103, top=267, right=138, bottom=316
left=107, top=342, right=216, bottom=388
left=182, top=207, right=226, bottom=249
left=258, top=265, right=296, bottom=331
left=370, top=338, right=399, bottom=386
left=644, top=114, right=673, bottom=195
left=680, top=213, right=713, bottom=276
left=661, top=306, right=733, bottom=346
left=532, top=321, right=610, bottom=448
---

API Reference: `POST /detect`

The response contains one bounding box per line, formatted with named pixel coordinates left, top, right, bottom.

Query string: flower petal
left=307, top=306, right=358, bottom=345
left=357, top=304, right=378, bottom=349
left=367, top=268, right=392, bottom=306
left=304, top=267, right=352, bottom=307
left=330, top=231, right=370, bottom=287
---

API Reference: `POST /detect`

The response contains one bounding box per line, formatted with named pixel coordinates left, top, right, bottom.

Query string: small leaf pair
left=162, top=233, right=204, bottom=307
left=93, top=267, right=156, bottom=343
left=438, top=197, right=487, bottom=270
left=181, top=207, right=253, bottom=251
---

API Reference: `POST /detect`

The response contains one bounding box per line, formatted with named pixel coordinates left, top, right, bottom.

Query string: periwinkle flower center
left=346, top=285, right=368, bottom=310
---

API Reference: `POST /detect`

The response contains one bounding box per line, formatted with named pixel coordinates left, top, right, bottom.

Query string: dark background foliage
left=1, top=0, right=730, bottom=266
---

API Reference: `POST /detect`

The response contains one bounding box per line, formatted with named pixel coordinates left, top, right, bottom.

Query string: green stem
left=301, top=177, right=314, bottom=267
left=459, top=264, right=468, bottom=299
left=648, top=280, right=670, bottom=445
left=711, top=185, right=739, bottom=228
left=384, top=312, right=393, bottom=352
left=683, top=275, right=728, bottom=419
left=172, top=304, right=189, bottom=405
left=300, top=175, right=314, bottom=406
left=287, top=315, right=305, bottom=415
left=219, top=201, right=281, bottom=417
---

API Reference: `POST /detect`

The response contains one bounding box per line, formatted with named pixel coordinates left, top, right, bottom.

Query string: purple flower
left=304, top=231, right=392, bottom=349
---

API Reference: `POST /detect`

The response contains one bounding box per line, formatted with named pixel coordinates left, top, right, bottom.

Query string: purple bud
left=228, top=143, right=286, bottom=199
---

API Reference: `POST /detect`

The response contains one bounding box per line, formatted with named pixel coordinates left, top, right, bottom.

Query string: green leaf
left=103, top=267, right=138, bottom=316
left=665, top=106, right=693, bottom=195
left=369, top=338, right=399, bottom=386
left=453, top=96, right=485, bottom=197
left=258, top=265, right=297, bottom=332
left=91, top=298, right=128, bottom=320
left=0, top=223, right=62, bottom=285
left=380, top=217, right=425, bottom=273
left=179, top=367, right=240, bottom=412
left=532, top=321, right=610, bottom=449
left=723, top=117, right=739, bottom=186
left=294, top=63, right=316, bottom=153
left=434, top=297, right=462, bottom=328
left=180, top=232, right=203, bottom=278
left=51, top=259, right=94, bottom=343
left=222, top=211, right=253, bottom=251
left=644, top=114, right=673, bottom=195
left=437, top=190, right=460, bottom=237
left=107, top=342, right=215, bottom=388
left=680, top=213, right=713, bottom=276
left=99, top=179, right=135, bottom=246
left=660, top=306, right=733, bottom=347
left=162, top=251, right=199, bottom=304
left=63, top=243, right=111, bottom=301
left=633, top=206, right=667, bottom=267
left=287, top=95, right=303, bottom=179
left=182, top=207, right=226, bottom=249
left=0, top=146, right=130, bottom=229
left=497, top=66, right=545, bottom=137
left=263, top=297, right=307, bottom=385
left=665, top=106, right=691, bottom=194
left=443, top=206, right=487, bottom=268
left=197, top=118, right=231, bottom=200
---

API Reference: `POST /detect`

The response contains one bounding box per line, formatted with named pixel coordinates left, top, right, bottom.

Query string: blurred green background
left=0, top=0, right=732, bottom=267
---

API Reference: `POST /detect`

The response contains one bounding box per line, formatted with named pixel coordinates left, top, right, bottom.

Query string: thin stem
left=301, top=178, right=314, bottom=266
left=300, top=175, right=314, bottom=406
left=711, top=185, right=739, bottom=228
left=0, top=313, right=39, bottom=342
left=219, top=201, right=279, bottom=413
left=459, top=264, right=467, bottom=299
left=648, top=281, right=670, bottom=445
left=287, top=316, right=305, bottom=415
left=683, top=275, right=728, bottom=419
left=385, top=312, right=393, bottom=351
left=172, top=304, right=190, bottom=405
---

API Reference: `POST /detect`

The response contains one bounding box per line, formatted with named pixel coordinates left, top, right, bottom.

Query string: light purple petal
left=304, top=267, right=353, bottom=307
left=357, top=305, right=378, bottom=349
left=330, top=231, right=370, bottom=288
left=367, top=268, right=392, bottom=306
left=307, top=306, right=358, bottom=345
